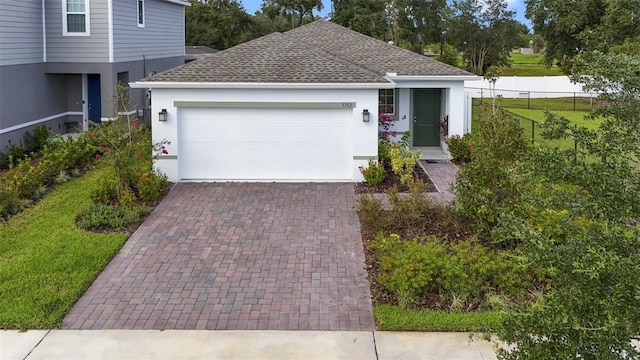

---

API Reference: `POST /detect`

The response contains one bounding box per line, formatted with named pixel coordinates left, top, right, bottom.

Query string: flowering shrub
left=138, top=169, right=168, bottom=202
left=359, top=159, right=385, bottom=185
left=445, top=134, right=474, bottom=163
left=378, top=112, right=397, bottom=143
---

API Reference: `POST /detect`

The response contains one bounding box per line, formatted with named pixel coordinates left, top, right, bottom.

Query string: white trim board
left=0, top=112, right=83, bottom=135
left=130, top=82, right=395, bottom=90
left=42, top=0, right=47, bottom=62
left=108, top=0, right=114, bottom=62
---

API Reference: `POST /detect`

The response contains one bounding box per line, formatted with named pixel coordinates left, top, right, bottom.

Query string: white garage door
left=179, top=107, right=352, bottom=181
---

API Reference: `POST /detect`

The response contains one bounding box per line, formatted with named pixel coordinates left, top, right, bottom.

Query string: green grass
left=509, top=53, right=546, bottom=65
left=503, top=53, right=564, bottom=76
left=506, top=108, right=602, bottom=151
left=0, top=166, right=129, bottom=329
left=374, top=305, right=502, bottom=332
left=480, top=97, right=598, bottom=112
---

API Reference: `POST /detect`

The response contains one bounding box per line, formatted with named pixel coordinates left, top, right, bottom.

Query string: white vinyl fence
left=464, top=76, right=597, bottom=99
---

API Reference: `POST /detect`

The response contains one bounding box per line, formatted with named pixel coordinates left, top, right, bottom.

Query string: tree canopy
left=526, top=0, right=640, bottom=72
left=184, top=0, right=530, bottom=75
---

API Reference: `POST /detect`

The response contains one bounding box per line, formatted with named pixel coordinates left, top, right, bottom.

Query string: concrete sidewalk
left=1, top=330, right=497, bottom=360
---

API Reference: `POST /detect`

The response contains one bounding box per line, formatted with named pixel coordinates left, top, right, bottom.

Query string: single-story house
left=131, top=20, right=478, bottom=182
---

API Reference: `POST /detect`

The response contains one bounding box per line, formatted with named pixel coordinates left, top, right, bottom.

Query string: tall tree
left=386, top=0, right=447, bottom=52
left=331, top=0, right=388, bottom=39
left=447, top=0, right=524, bottom=75
left=526, top=0, right=640, bottom=72
left=260, top=0, right=323, bottom=29
left=185, top=0, right=253, bottom=50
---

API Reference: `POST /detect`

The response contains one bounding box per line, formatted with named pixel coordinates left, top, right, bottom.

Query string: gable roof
left=139, top=20, right=473, bottom=85
left=146, top=32, right=390, bottom=84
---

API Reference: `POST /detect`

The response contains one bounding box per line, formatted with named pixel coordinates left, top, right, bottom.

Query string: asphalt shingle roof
left=144, top=20, right=473, bottom=83
left=146, top=32, right=390, bottom=83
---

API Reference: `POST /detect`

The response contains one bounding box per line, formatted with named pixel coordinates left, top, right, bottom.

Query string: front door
left=412, top=89, right=441, bottom=147
left=87, top=74, right=102, bottom=123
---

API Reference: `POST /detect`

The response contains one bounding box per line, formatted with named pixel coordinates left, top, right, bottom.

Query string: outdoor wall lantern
left=158, top=109, right=168, bottom=122
left=362, top=109, right=370, bottom=122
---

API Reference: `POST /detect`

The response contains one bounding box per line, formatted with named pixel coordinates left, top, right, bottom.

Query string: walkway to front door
left=63, top=183, right=374, bottom=331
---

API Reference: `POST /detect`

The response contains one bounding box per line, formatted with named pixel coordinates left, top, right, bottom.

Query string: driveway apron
left=63, top=183, right=374, bottom=330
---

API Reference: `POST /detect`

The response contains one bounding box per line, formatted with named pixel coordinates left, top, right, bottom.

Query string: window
left=63, top=0, right=90, bottom=35
left=137, top=0, right=145, bottom=28
left=379, top=89, right=395, bottom=114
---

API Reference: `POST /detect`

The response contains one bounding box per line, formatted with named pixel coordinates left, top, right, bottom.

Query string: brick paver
left=63, top=183, right=374, bottom=331
left=420, top=161, right=459, bottom=194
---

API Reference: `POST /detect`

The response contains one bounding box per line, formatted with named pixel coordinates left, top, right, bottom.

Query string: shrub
left=91, top=177, right=118, bottom=205
left=453, top=107, right=529, bottom=238
left=0, top=187, right=26, bottom=219
left=23, top=125, right=50, bottom=155
left=378, top=141, right=391, bottom=164
left=445, top=134, right=474, bottom=163
left=359, top=159, right=385, bottom=185
left=388, top=142, right=420, bottom=185
left=6, top=157, right=44, bottom=200
left=368, top=233, right=533, bottom=309
left=76, top=202, right=150, bottom=231
left=138, top=169, right=168, bottom=202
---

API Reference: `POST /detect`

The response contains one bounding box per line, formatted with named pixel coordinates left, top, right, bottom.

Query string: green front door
left=412, top=89, right=441, bottom=147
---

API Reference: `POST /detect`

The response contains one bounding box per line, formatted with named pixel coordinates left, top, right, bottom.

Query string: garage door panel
left=179, top=107, right=351, bottom=180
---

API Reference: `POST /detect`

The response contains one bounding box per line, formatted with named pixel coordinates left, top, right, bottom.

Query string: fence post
left=528, top=91, right=531, bottom=109
left=531, top=120, right=535, bottom=143
left=574, top=140, right=578, bottom=163
left=574, top=92, right=576, bottom=111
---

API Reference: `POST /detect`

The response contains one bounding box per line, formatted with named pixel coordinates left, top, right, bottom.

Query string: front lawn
left=503, top=53, right=564, bottom=76
left=374, top=305, right=501, bottom=332
left=0, top=165, right=129, bottom=329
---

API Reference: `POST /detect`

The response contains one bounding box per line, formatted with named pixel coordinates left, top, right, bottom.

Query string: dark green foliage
left=22, top=125, right=51, bottom=155
left=526, top=0, right=640, bottom=72
left=369, top=233, right=532, bottom=308
left=76, top=203, right=150, bottom=231
left=453, top=106, right=529, bottom=238
left=447, top=0, right=526, bottom=74
left=331, top=0, right=388, bottom=38
left=484, top=52, right=640, bottom=359
left=445, top=134, right=474, bottom=163
left=185, top=0, right=254, bottom=50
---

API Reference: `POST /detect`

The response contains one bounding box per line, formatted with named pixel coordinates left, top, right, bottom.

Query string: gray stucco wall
left=0, top=63, right=68, bottom=130
left=112, top=0, right=185, bottom=62
left=46, top=0, right=110, bottom=62
left=0, top=63, right=81, bottom=147
left=0, top=0, right=44, bottom=66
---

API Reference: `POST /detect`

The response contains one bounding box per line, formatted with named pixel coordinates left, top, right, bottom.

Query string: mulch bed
left=355, top=162, right=437, bottom=194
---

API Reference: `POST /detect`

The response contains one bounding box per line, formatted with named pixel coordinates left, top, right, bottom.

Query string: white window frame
left=378, top=88, right=396, bottom=115
left=137, top=0, right=145, bottom=28
left=62, top=0, right=90, bottom=36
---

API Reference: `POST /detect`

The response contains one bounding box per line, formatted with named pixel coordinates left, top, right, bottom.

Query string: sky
left=240, top=0, right=531, bottom=30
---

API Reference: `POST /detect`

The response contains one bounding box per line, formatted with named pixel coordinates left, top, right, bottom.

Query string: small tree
left=492, top=51, right=640, bottom=360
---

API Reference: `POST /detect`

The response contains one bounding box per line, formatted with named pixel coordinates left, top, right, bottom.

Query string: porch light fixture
left=362, top=109, right=370, bottom=122
left=158, top=109, right=168, bottom=122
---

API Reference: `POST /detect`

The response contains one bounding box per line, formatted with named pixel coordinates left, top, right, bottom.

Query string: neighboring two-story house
left=0, top=0, right=189, bottom=146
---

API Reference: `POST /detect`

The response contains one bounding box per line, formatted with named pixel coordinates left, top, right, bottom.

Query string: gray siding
left=112, top=0, right=184, bottom=62
left=0, top=0, right=44, bottom=66
left=46, top=0, right=109, bottom=62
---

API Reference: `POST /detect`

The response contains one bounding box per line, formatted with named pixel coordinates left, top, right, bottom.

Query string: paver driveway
left=63, top=183, right=374, bottom=330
